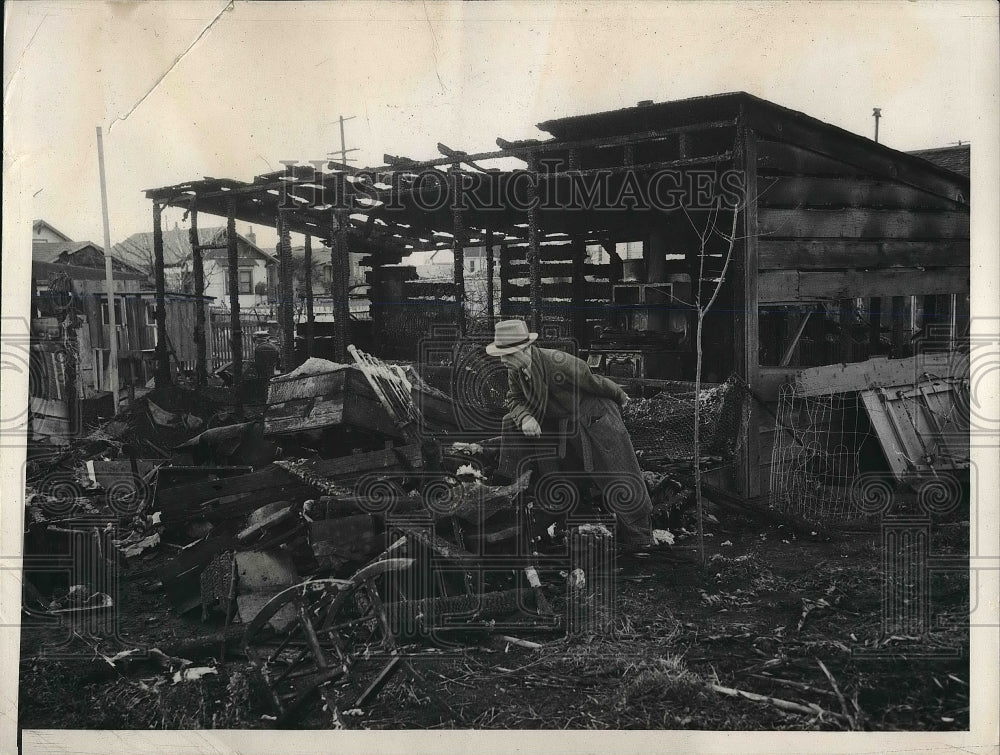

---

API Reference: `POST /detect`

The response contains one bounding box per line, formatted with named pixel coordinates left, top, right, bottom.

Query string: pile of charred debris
left=22, top=348, right=815, bottom=728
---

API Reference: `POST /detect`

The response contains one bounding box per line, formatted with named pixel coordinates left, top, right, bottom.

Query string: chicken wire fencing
left=621, top=376, right=751, bottom=465
left=769, top=383, right=882, bottom=524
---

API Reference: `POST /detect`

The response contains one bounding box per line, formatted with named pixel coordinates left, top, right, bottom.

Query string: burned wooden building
left=144, top=92, right=969, bottom=498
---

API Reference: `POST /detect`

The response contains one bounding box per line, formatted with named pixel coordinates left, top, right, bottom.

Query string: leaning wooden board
left=263, top=364, right=400, bottom=437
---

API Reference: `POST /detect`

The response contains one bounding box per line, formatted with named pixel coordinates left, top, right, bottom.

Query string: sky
left=3, top=0, right=996, bottom=253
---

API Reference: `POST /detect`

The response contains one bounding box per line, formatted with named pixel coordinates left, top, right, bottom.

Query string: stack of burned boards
left=262, top=358, right=402, bottom=439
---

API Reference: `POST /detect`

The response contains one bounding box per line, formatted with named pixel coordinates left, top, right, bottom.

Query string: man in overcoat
left=486, top=320, right=653, bottom=551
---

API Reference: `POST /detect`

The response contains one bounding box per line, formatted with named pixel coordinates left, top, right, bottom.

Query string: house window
left=468, top=259, right=477, bottom=273
left=225, top=269, right=254, bottom=295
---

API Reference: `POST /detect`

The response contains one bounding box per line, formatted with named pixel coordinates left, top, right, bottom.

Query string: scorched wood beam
left=733, top=115, right=761, bottom=497
left=451, top=165, right=467, bottom=336
left=485, top=228, right=496, bottom=326
left=304, top=234, right=314, bottom=358
left=151, top=201, right=171, bottom=388
left=189, top=205, right=208, bottom=387
left=226, top=198, right=244, bottom=409
left=526, top=151, right=542, bottom=332
left=331, top=208, right=351, bottom=363
left=277, top=195, right=295, bottom=371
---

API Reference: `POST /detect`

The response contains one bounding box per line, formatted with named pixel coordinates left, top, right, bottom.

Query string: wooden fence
left=210, top=309, right=273, bottom=370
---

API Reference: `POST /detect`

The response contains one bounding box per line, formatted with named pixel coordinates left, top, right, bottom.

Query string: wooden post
left=868, top=296, right=882, bottom=358
left=567, top=525, right=614, bottom=637
left=226, top=199, right=243, bottom=405
left=151, top=201, right=171, bottom=388
left=733, top=118, right=761, bottom=499
left=451, top=166, right=467, bottom=336
left=485, top=229, right=496, bottom=327
left=96, top=126, right=120, bottom=412
left=567, top=149, right=585, bottom=345
left=922, top=294, right=938, bottom=350
left=779, top=308, right=812, bottom=367
left=499, top=242, right=510, bottom=319
left=839, top=298, right=854, bottom=362
left=64, top=319, right=79, bottom=437
left=571, top=234, right=587, bottom=346
left=891, top=295, right=906, bottom=357
left=331, top=209, right=351, bottom=363
left=304, top=234, right=315, bottom=357
left=189, top=206, right=208, bottom=387
left=277, top=201, right=295, bottom=370
left=948, top=293, right=957, bottom=351
left=526, top=152, right=542, bottom=333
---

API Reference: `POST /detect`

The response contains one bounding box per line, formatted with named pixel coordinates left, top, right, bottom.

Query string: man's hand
left=620, top=393, right=632, bottom=406
left=520, top=415, right=542, bottom=437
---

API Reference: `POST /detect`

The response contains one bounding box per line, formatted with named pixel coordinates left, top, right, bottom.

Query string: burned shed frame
left=145, top=92, right=969, bottom=498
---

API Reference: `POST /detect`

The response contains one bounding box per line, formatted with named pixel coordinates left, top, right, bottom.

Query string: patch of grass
left=615, top=655, right=704, bottom=710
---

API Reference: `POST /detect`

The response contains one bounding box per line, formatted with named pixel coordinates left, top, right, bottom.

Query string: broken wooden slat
left=861, top=381, right=969, bottom=480
left=391, top=524, right=479, bottom=565
left=793, top=353, right=955, bottom=397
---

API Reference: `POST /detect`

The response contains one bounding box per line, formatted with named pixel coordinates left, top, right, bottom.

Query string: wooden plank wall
left=755, top=140, right=970, bottom=303
left=500, top=240, right=612, bottom=338
left=752, top=137, right=970, bottom=495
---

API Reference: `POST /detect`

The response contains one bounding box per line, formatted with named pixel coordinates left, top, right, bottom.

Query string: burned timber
left=21, top=92, right=971, bottom=731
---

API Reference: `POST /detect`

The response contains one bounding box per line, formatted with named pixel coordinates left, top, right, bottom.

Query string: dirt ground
left=18, top=512, right=969, bottom=732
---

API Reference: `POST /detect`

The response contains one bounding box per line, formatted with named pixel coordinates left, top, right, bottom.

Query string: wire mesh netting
left=769, top=383, right=881, bottom=523
left=621, top=376, right=751, bottom=463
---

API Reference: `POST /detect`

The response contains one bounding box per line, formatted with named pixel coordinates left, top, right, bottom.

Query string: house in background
left=30, top=221, right=214, bottom=441
left=33, top=219, right=74, bottom=243
left=289, top=243, right=365, bottom=292
left=114, top=224, right=277, bottom=310
left=410, top=246, right=491, bottom=279
left=287, top=243, right=367, bottom=321
left=908, top=143, right=971, bottom=179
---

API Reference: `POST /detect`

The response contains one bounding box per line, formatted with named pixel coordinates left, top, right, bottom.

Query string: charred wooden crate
left=263, top=361, right=399, bottom=438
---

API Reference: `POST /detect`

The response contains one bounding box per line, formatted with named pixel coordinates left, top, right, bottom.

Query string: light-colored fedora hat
left=485, top=319, right=538, bottom=356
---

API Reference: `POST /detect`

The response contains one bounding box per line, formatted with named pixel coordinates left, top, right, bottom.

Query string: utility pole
left=96, top=126, right=120, bottom=414
left=328, top=115, right=359, bottom=168
left=872, top=108, right=882, bottom=143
